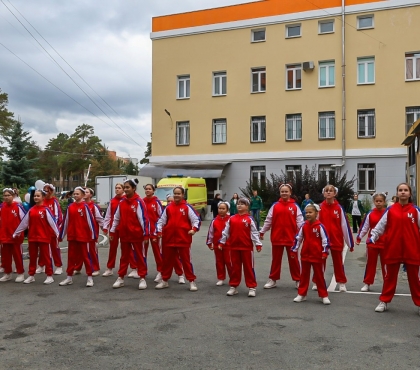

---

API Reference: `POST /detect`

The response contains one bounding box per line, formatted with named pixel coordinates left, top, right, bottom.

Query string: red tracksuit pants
left=28, top=242, right=53, bottom=276
left=298, top=260, right=328, bottom=298
left=106, top=231, right=137, bottom=269
left=144, top=239, right=163, bottom=272
left=229, top=249, right=257, bottom=289
left=39, top=236, right=63, bottom=268
left=269, top=245, right=300, bottom=282
left=118, top=242, right=147, bottom=279
left=66, top=241, right=93, bottom=277
left=75, top=241, right=100, bottom=272
left=330, top=249, right=347, bottom=284
left=380, top=263, right=420, bottom=306
left=1, top=243, right=24, bottom=275
left=162, top=246, right=195, bottom=282
left=364, top=247, right=385, bottom=285
left=213, top=247, right=232, bottom=280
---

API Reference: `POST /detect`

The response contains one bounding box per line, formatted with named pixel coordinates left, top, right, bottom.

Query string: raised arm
left=13, top=212, right=30, bottom=237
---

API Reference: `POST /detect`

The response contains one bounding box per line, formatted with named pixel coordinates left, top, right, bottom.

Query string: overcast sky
left=0, top=0, right=248, bottom=160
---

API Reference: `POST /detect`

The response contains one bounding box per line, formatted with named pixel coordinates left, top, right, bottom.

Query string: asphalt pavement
left=0, top=221, right=419, bottom=370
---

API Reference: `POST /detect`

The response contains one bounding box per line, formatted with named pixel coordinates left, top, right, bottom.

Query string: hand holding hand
left=256, top=245, right=262, bottom=253
left=188, top=229, right=196, bottom=236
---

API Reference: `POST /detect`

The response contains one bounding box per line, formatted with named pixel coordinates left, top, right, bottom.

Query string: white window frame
left=286, top=165, right=302, bottom=180
left=319, top=61, right=335, bottom=88
left=318, top=165, right=336, bottom=182
left=318, top=112, right=336, bottom=139
left=251, top=28, right=266, bottom=42
left=177, top=75, right=190, bottom=99
left=251, top=166, right=266, bottom=186
left=251, top=67, right=266, bottom=93
left=405, top=53, right=420, bottom=81
left=250, top=116, right=266, bottom=143
left=212, top=119, right=227, bottom=144
left=213, top=71, right=227, bottom=96
left=357, top=15, right=374, bottom=30
left=358, top=163, right=376, bottom=192
left=357, top=109, right=376, bottom=138
left=286, top=64, right=302, bottom=90
left=286, top=114, right=302, bottom=141
left=357, top=57, right=375, bottom=85
left=286, top=24, right=301, bottom=38
left=176, top=121, right=190, bottom=146
left=318, top=20, right=335, bottom=34
left=406, top=107, right=420, bottom=134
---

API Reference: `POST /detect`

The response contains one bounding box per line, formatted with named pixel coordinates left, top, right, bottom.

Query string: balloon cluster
left=22, top=179, right=45, bottom=211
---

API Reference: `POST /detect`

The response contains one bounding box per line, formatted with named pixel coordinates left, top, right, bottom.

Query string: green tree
left=140, top=134, right=151, bottom=164
left=87, top=144, right=123, bottom=187
left=123, top=161, right=138, bottom=175
left=0, top=89, right=14, bottom=156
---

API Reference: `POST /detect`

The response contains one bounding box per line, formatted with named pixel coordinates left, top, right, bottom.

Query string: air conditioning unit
left=303, top=61, right=314, bottom=71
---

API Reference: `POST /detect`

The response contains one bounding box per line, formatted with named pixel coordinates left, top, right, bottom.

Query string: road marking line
left=329, top=290, right=411, bottom=297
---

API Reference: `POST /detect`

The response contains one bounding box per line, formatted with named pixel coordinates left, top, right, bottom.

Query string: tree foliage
left=0, top=89, right=14, bottom=156
left=140, top=134, right=151, bottom=164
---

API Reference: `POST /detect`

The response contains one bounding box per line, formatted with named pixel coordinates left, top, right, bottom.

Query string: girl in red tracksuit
left=155, top=186, right=201, bottom=292
left=369, top=183, right=420, bottom=314
left=13, top=190, right=59, bottom=285
left=58, top=187, right=97, bottom=287
left=291, top=203, right=331, bottom=305
left=0, top=188, right=26, bottom=283
left=318, top=185, right=354, bottom=292
left=219, top=197, right=262, bottom=297
left=206, top=201, right=231, bottom=286
left=260, top=183, right=304, bottom=289
left=356, top=192, right=387, bottom=292
left=110, top=179, right=150, bottom=290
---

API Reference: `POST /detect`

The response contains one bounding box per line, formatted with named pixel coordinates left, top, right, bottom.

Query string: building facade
left=147, top=0, right=420, bottom=200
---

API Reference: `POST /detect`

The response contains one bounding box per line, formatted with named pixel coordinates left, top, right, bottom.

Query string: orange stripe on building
left=152, top=0, right=384, bottom=32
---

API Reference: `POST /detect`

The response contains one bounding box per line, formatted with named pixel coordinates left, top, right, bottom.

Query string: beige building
left=144, top=0, right=420, bottom=200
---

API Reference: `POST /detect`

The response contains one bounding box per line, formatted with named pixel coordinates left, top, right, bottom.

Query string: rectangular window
left=212, top=119, right=227, bottom=144
left=286, top=114, right=302, bottom=141
left=250, top=116, right=266, bottom=143
left=286, top=165, right=302, bottom=181
left=213, top=72, right=227, bottom=96
left=177, top=75, right=190, bottom=99
left=319, top=112, right=335, bottom=139
left=251, top=29, right=266, bottom=42
left=405, top=53, right=420, bottom=81
left=406, top=107, right=420, bottom=133
left=318, top=165, right=335, bottom=182
left=176, top=121, right=190, bottom=146
left=357, top=109, right=375, bottom=138
left=251, top=166, right=266, bottom=187
left=319, top=20, right=334, bottom=34
left=251, top=68, right=266, bottom=93
left=286, top=64, right=302, bottom=90
left=357, top=57, right=375, bottom=84
left=319, top=61, right=335, bottom=87
left=357, top=15, right=374, bottom=29
left=286, top=24, right=301, bottom=38
left=358, top=164, right=376, bottom=192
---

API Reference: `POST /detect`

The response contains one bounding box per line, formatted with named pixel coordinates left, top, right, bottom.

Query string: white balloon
left=24, top=193, right=30, bottom=203
left=35, top=180, right=45, bottom=190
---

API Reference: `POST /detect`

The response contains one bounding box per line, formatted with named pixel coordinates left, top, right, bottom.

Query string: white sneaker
left=44, top=276, right=54, bottom=285
left=24, top=276, right=35, bottom=284
left=113, top=277, right=124, bottom=289
left=73, top=270, right=81, bottom=276
left=128, top=270, right=139, bottom=279
left=322, top=297, right=331, bottom=305
left=54, top=267, right=63, bottom=275
left=189, top=281, right=198, bottom=291
left=15, top=274, right=25, bottom=283
left=86, top=279, right=94, bottom=287
left=35, top=266, right=45, bottom=274
left=102, top=269, right=113, bottom=277
left=226, top=287, right=238, bottom=296
left=0, top=274, right=12, bottom=282
left=361, top=284, right=370, bottom=292
left=295, top=281, right=300, bottom=289
left=154, top=272, right=162, bottom=283
left=92, top=270, right=100, bottom=277
left=375, top=301, right=387, bottom=312
left=312, top=284, right=318, bottom=291
left=0, top=267, right=4, bottom=273
left=216, top=280, right=224, bottom=286
left=139, top=278, right=147, bottom=290
left=178, top=275, right=186, bottom=284
left=293, top=295, right=307, bottom=302
left=248, top=288, right=256, bottom=297
left=155, top=280, right=169, bottom=289
left=339, top=283, right=347, bottom=292
left=264, top=279, right=277, bottom=289
left=59, top=277, right=73, bottom=286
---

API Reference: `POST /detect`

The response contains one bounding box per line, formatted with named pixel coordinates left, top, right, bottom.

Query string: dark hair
left=143, top=183, right=155, bottom=191
left=34, top=189, right=47, bottom=197
left=232, top=193, right=239, bottom=200
left=173, top=186, right=185, bottom=195
left=124, top=178, right=139, bottom=189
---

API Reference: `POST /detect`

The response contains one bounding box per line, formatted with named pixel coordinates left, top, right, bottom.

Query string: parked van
left=155, top=176, right=207, bottom=219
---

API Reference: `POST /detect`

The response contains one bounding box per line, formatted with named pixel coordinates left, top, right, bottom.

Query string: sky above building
left=0, top=0, right=249, bottom=159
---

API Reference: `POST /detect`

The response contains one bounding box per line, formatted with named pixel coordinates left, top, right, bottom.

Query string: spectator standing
left=229, top=193, right=239, bottom=215
left=301, top=193, right=313, bottom=218
left=211, top=193, right=223, bottom=219
left=250, top=190, right=263, bottom=231
left=347, top=193, right=365, bottom=233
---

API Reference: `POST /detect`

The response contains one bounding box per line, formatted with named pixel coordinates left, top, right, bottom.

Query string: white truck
left=95, top=175, right=153, bottom=211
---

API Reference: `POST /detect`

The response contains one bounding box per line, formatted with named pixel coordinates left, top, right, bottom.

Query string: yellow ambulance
left=155, top=176, right=207, bottom=219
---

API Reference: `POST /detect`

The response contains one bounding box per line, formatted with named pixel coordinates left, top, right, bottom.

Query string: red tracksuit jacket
left=260, top=198, right=304, bottom=246
left=103, top=195, right=124, bottom=232
left=43, top=197, right=63, bottom=228
left=143, top=196, right=163, bottom=235
left=370, top=203, right=420, bottom=265
left=85, top=200, right=104, bottom=240
left=110, top=193, right=150, bottom=243
left=156, top=200, right=200, bottom=248
left=0, top=202, right=26, bottom=244
left=219, top=214, right=262, bottom=250
left=60, top=202, right=96, bottom=242
left=13, top=205, right=59, bottom=243
left=292, top=220, right=330, bottom=263
left=319, top=200, right=354, bottom=251
left=206, top=215, right=231, bottom=247
left=357, top=208, right=386, bottom=248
